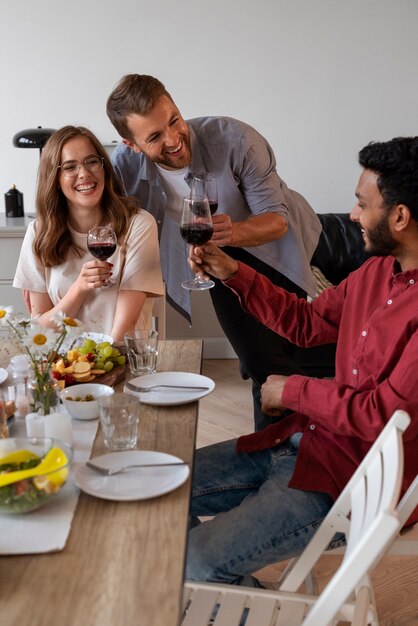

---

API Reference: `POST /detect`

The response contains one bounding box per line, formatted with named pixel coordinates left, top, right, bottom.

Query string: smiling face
left=351, top=169, right=398, bottom=256
left=58, top=136, right=105, bottom=215
left=123, top=94, right=191, bottom=170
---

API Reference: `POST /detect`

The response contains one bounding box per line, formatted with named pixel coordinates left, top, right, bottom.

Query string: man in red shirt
left=186, top=136, right=418, bottom=586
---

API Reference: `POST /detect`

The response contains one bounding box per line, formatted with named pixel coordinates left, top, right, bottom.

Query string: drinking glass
left=180, top=195, right=215, bottom=291
left=191, top=173, right=218, bottom=215
left=98, top=392, right=140, bottom=450
left=124, top=329, right=159, bottom=376
left=87, top=226, right=117, bottom=287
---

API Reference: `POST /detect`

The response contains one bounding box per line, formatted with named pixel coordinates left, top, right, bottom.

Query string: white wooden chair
left=182, top=410, right=413, bottom=626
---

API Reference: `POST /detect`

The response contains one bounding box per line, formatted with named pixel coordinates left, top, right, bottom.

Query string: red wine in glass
left=180, top=224, right=213, bottom=245
left=180, top=195, right=215, bottom=291
left=87, top=226, right=117, bottom=287
left=191, top=173, right=218, bottom=215
left=88, top=242, right=117, bottom=260
left=208, top=201, right=218, bottom=216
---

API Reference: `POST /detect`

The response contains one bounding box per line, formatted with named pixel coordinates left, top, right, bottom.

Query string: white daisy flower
left=24, top=325, right=56, bottom=355
left=51, top=311, right=84, bottom=335
left=0, top=305, right=14, bottom=326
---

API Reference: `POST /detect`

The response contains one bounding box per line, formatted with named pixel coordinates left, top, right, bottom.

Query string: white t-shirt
left=155, top=164, right=189, bottom=220
left=13, top=211, right=164, bottom=335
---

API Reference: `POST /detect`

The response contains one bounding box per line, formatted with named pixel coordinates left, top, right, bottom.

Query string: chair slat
left=182, top=587, right=219, bottom=626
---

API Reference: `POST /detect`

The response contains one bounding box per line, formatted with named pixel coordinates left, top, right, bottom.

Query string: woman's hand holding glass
left=86, top=226, right=117, bottom=288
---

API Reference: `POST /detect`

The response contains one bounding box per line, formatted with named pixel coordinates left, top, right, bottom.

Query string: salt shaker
left=10, top=354, right=30, bottom=419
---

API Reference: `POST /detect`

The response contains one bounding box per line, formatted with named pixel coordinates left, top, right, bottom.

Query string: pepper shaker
left=5, top=184, right=24, bottom=217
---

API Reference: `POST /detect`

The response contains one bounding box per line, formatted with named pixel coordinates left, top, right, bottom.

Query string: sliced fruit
left=54, top=358, right=66, bottom=374
left=67, top=349, right=80, bottom=363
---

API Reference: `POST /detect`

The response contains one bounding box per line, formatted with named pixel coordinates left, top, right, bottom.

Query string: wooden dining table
left=0, top=339, right=203, bottom=626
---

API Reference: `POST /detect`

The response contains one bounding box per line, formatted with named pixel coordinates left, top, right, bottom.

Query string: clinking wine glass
left=191, top=173, right=218, bottom=215
left=87, top=226, right=117, bottom=288
left=180, top=195, right=215, bottom=291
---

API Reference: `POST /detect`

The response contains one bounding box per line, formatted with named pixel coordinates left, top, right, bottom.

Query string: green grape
left=95, top=361, right=105, bottom=370
left=116, top=355, right=126, bottom=365
left=83, top=339, right=96, bottom=351
left=104, top=360, right=114, bottom=372
left=111, top=348, right=120, bottom=358
left=78, top=345, right=90, bottom=355
left=97, top=341, right=111, bottom=349
left=102, top=346, right=113, bottom=359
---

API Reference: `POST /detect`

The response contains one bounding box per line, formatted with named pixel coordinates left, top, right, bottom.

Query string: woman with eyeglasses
left=13, top=125, right=164, bottom=340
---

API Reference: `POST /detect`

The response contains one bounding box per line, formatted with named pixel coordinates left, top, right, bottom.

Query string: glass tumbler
left=98, top=392, right=140, bottom=450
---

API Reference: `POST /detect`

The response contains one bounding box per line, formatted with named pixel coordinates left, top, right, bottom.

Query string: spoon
left=0, top=447, right=69, bottom=488
left=0, top=449, right=40, bottom=466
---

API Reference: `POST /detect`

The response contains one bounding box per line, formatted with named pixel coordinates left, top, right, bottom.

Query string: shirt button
left=387, top=299, right=393, bottom=305
left=309, top=424, right=316, bottom=430
left=275, top=438, right=281, bottom=444
left=409, top=279, right=415, bottom=285
left=353, top=368, right=358, bottom=375
left=361, top=330, right=367, bottom=337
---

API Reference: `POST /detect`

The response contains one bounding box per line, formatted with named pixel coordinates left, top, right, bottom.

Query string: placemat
left=0, top=412, right=98, bottom=555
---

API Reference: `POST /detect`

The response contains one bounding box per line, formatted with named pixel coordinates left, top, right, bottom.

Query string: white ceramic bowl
left=60, top=383, right=114, bottom=420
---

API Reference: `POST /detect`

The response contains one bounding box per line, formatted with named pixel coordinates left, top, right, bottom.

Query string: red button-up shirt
left=227, top=256, right=418, bottom=524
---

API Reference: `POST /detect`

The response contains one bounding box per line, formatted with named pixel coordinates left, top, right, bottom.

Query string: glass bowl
left=0, top=437, right=73, bottom=514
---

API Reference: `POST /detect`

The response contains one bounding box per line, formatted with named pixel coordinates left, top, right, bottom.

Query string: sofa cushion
left=311, top=213, right=370, bottom=285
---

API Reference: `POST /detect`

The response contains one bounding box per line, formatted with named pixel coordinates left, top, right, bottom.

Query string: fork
left=125, top=381, right=209, bottom=393
left=86, top=460, right=188, bottom=476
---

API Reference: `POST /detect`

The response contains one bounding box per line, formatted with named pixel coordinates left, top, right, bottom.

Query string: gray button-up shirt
left=112, top=116, right=321, bottom=321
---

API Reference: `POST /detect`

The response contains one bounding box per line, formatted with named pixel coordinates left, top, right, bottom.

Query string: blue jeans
left=186, top=435, right=335, bottom=586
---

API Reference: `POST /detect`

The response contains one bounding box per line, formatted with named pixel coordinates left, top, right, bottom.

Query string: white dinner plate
left=74, top=451, right=190, bottom=501
left=123, top=371, right=215, bottom=406
left=0, top=368, right=8, bottom=385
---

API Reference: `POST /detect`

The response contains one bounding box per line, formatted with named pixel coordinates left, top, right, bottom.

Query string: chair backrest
left=280, top=409, right=411, bottom=626
left=151, top=290, right=166, bottom=340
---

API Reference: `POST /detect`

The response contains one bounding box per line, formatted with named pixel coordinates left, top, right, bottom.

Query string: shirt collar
left=391, top=257, right=418, bottom=283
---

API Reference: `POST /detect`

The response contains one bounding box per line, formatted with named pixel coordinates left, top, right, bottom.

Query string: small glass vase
left=27, top=370, right=60, bottom=416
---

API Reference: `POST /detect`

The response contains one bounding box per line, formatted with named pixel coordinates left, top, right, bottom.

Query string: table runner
left=0, top=412, right=97, bottom=555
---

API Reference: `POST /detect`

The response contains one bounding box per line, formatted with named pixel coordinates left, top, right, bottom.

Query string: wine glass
left=191, top=173, right=218, bottom=215
left=180, top=195, right=215, bottom=291
left=87, top=226, right=117, bottom=288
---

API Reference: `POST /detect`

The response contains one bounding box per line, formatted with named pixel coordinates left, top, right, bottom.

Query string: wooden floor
left=199, top=359, right=418, bottom=626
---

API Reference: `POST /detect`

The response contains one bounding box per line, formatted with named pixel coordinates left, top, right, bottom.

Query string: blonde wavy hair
left=34, top=125, right=138, bottom=266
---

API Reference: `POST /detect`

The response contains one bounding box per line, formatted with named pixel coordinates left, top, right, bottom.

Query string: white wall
left=1, top=0, right=418, bottom=352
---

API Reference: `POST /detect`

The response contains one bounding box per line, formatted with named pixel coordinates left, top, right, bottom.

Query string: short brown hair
left=106, top=74, right=171, bottom=141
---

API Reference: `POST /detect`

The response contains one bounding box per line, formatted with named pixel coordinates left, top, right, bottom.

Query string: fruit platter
left=52, top=337, right=126, bottom=388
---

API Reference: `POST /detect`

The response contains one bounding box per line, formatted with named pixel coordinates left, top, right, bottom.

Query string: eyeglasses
left=58, top=155, right=104, bottom=178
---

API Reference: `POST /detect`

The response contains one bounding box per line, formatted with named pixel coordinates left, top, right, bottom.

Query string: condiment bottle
left=0, top=390, right=8, bottom=438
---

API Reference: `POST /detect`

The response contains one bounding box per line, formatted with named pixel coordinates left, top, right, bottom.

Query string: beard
left=364, top=214, right=397, bottom=256
left=153, top=133, right=191, bottom=170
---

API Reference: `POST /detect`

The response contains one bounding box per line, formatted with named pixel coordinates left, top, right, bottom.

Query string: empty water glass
left=98, top=392, right=140, bottom=450
left=124, top=330, right=158, bottom=376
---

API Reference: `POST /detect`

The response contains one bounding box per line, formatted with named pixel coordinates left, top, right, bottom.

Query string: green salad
left=0, top=457, right=52, bottom=514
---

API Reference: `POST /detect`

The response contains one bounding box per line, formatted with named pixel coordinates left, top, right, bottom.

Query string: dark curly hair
left=358, top=137, right=418, bottom=221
